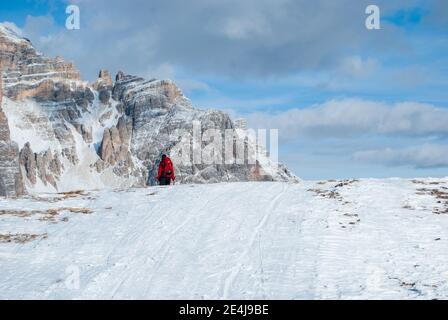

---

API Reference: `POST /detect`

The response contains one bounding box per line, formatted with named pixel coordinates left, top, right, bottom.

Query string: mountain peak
left=0, top=25, right=82, bottom=101
left=0, top=23, right=27, bottom=44
left=0, top=22, right=297, bottom=196
left=91, top=69, right=113, bottom=91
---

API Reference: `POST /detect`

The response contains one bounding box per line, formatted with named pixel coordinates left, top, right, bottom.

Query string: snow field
left=0, top=179, right=448, bottom=299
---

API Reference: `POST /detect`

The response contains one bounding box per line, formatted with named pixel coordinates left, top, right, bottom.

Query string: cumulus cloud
left=245, top=99, right=448, bottom=141
left=243, top=98, right=448, bottom=171
left=353, top=144, right=448, bottom=168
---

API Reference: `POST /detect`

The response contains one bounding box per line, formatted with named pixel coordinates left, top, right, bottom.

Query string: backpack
left=164, top=159, right=173, bottom=177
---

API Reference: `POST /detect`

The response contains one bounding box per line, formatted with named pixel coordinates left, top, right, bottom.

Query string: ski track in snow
left=222, top=184, right=286, bottom=299
left=1, top=179, right=448, bottom=299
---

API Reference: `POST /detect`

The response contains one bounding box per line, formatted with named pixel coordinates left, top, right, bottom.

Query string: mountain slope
left=0, top=24, right=297, bottom=196
left=1, top=178, right=447, bottom=299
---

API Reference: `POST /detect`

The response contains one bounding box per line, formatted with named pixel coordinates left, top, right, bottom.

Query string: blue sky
left=1, top=0, right=447, bottom=179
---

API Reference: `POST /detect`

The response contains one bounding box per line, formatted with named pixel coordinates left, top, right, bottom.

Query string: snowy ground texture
left=1, top=178, right=448, bottom=299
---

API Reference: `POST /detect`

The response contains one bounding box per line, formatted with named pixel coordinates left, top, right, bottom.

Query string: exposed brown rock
left=97, top=116, right=133, bottom=175
left=92, top=70, right=113, bottom=104
left=0, top=233, right=48, bottom=244
left=80, top=124, right=92, bottom=143
left=19, top=142, right=36, bottom=184
left=92, top=69, right=113, bottom=90
left=19, top=142, right=62, bottom=189
left=99, top=128, right=114, bottom=164
left=116, top=116, right=130, bottom=142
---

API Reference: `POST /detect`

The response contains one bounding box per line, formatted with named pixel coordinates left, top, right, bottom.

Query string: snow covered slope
left=1, top=178, right=448, bottom=299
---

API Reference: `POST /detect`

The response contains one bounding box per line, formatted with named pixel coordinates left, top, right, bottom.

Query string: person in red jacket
left=157, top=154, right=175, bottom=185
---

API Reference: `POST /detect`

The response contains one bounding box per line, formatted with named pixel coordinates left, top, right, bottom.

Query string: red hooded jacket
left=157, top=156, right=175, bottom=181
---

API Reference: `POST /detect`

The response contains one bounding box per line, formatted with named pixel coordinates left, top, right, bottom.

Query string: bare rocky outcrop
left=93, top=69, right=113, bottom=104
left=98, top=89, right=110, bottom=104
left=98, top=116, right=131, bottom=165
left=0, top=118, right=24, bottom=196
left=19, top=142, right=63, bottom=189
left=0, top=100, right=9, bottom=141
left=0, top=62, right=24, bottom=197
left=95, top=116, right=138, bottom=180
left=18, top=142, right=36, bottom=185
left=80, top=124, right=93, bottom=143
left=92, top=69, right=113, bottom=91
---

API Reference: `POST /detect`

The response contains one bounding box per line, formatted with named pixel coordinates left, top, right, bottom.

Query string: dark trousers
left=159, top=176, right=171, bottom=185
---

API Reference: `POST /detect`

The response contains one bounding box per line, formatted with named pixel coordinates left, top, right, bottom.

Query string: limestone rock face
left=19, top=142, right=63, bottom=189
left=0, top=23, right=297, bottom=195
left=112, top=74, right=297, bottom=185
left=98, top=89, right=110, bottom=104
left=18, top=142, right=36, bottom=185
left=93, top=69, right=113, bottom=104
left=0, top=61, right=23, bottom=197
left=0, top=138, right=23, bottom=197
left=0, top=102, right=10, bottom=141
left=0, top=25, right=81, bottom=101
left=95, top=115, right=138, bottom=181
left=92, top=69, right=113, bottom=90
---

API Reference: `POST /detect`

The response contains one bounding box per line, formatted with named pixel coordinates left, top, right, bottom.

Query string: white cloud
left=240, top=98, right=448, bottom=171
left=144, top=63, right=176, bottom=80
left=353, top=144, right=448, bottom=168
left=244, top=99, right=448, bottom=141
left=338, top=56, right=379, bottom=78
left=196, top=94, right=294, bottom=112
left=176, top=79, right=210, bottom=94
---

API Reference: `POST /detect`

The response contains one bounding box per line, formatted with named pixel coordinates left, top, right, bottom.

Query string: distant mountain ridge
left=0, top=24, right=297, bottom=196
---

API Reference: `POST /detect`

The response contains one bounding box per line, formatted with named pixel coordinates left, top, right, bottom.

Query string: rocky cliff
left=0, top=24, right=297, bottom=196
left=0, top=62, right=23, bottom=197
